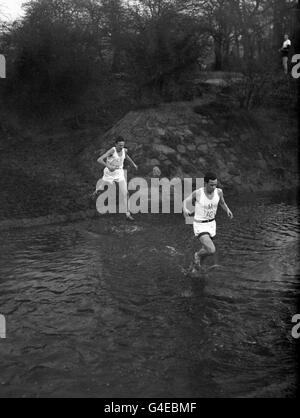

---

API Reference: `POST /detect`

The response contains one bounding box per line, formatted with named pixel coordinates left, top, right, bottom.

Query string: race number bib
left=205, top=203, right=215, bottom=219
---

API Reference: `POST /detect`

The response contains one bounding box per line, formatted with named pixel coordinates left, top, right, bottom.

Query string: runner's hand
left=227, top=209, right=234, bottom=219
left=107, top=164, right=116, bottom=172
left=91, top=190, right=99, bottom=200
left=183, top=207, right=192, bottom=217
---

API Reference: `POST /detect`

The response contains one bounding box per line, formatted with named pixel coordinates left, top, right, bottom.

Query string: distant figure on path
left=183, top=173, right=234, bottom=277
left=280, top=34, right=291, bottom=75
left=92, top=136, right=138, bottom=221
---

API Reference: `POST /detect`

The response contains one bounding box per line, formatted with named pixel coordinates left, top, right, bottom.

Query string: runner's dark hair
left=204, top=173, right=217, bottom=183
left=115, top=136, right=125, bottom=143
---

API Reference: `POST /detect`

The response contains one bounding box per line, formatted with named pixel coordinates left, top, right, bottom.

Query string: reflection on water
left=0, top=194, right=299, bottom=398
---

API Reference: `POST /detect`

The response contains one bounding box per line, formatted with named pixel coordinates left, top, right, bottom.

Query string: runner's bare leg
left=119, top=179, right=131, bottom=218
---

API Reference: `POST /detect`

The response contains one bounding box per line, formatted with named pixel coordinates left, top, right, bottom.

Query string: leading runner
left=183, top=173, right=234, bottom=276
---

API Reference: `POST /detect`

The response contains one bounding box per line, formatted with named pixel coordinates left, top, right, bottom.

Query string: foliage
left=0, top=0, right=298, bottom=123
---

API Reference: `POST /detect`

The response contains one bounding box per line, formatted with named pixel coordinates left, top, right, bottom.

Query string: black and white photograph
left=0, top=0, right=299, bottom=400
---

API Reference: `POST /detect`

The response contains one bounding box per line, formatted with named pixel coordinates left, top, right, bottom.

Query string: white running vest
left=194, top=187, right=220, bottom=221
left=107, top=147, right=126, bottom=169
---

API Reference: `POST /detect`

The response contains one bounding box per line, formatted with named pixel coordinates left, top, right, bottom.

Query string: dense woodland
left=0, top=0, right=299, bottom=126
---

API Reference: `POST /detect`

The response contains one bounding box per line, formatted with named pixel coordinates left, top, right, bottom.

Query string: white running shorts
left=193, top=220, right=217, bottom=239
left=97, top=168, right=126, bottom=188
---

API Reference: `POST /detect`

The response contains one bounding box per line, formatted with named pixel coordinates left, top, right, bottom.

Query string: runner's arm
left=218, top=189, right=234, bottom=219
left=125, top=149, right=138, bottom=170
left=183, top=191, right=197, bottom=216
left=279, top=42, right=285, bottom=52
left=97, top=148, right=115, bottom=168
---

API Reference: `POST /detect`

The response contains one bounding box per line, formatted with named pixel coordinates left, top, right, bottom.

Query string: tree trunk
left=273, top=0, right=286, bottom=49
left=214, top=37, right=223, bottom=71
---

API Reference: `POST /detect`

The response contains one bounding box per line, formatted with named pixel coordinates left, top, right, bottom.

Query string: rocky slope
left=0, top=96, right=298, bottom=229
left=83, top=99, right=298, bottom=193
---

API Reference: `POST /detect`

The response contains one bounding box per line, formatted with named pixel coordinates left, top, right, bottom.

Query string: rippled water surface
left=0, top=193, right=299, bottom=398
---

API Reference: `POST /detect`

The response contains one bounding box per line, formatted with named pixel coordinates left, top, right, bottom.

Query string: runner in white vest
left=279, top=34, right=291, bottom=75
left=183, top=173, right=233, bottom=276
left=92, top=136, right=138, bottom=221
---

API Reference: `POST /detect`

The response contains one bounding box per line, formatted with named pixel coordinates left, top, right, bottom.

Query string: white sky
left=0, top=0, right=25, bottom=20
